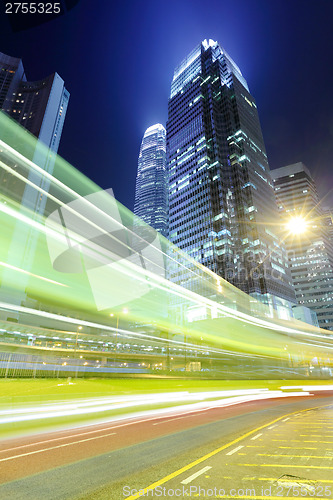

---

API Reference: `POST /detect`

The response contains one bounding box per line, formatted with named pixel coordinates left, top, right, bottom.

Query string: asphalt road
left=125, top=399, right=333, bottom=500
left=0, top=392, right=332, bottom=499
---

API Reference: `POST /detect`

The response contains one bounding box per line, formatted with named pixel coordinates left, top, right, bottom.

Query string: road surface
left=0, top=390, right=332, bottom=499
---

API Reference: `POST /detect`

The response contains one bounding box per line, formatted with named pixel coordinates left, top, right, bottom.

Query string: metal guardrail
left=0, top=351, right=148, bottom=378
left=0, top=351, right=330, bottom=379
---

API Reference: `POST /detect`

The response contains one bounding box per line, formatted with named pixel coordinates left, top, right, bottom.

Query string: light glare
left=286, top=216, right=308, bottom=235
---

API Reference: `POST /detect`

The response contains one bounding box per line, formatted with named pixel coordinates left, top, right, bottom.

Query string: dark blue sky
left=1, top=0, right=333, bottom=209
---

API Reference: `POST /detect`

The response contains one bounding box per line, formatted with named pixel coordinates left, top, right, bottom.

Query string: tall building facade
left=0, top=51, right=69, bottom=211
left=0, top=51, right=69, bottom=153
left=0, top=52, right=25, bottom=109
left=322, top=208, right=333, bottom=243
left=134, top=124, right=168, bottom=238
left=272, top=163, right=333, bottom=331
left=167, top=39, right=295, bottom=313
left=0, top=51, right=69, bottom=306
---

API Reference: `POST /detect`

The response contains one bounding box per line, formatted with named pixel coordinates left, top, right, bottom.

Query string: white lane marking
left=0, top=432, right=116, bottom=462
left=226, top=445, right=244, bottom=455
left=181, top=466, right=212, bottom=484
left=268, top=425, right=278, bottom=429
left=0, top=407, right=210, bottom=453
left=282, top=417, right=290, bottom=422
left=0, top=399, right=250, bottom=458
left=251, top=433, right=262, bottom=441
left=153, top=414, right=198, bottom=425
left=1, top=426, right=118, bottom=454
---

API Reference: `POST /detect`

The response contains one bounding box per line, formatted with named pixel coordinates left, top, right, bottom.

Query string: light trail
left=0, top=389, right=310, bottom=428
left=1, top=111, right=333, bottom=367
left=0, top=261, right=67, bottom=287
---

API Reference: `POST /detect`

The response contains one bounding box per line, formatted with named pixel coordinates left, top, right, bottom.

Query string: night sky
left=1, top=0, right=333, bottom=210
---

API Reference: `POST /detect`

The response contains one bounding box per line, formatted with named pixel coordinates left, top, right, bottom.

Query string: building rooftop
left=271, top=162, right=312, bottom=180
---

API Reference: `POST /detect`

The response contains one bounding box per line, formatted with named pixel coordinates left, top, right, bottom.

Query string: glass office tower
left=272, top=162, right=333, bottom=331
left=134, top=124, right=168, bottom=238
left=167, top=39, right=295, bottom=315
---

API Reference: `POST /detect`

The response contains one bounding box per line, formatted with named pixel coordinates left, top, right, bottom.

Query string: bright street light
left=286, top=216, right=308, bottom=235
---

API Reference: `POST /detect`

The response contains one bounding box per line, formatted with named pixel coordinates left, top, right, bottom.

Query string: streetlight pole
left=115, top=315, right=119, bottom=366
left=74, top=325, right=82, bottom=357
left=110, top=308, right=128, bottom=368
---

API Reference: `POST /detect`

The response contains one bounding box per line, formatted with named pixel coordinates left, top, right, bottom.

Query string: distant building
left=0, top=51, right=69, bottom=306
left=0, top=52, right=25, bottom=109
left=272, top=162, right=333, bottom=331
left=134, top=124, right=168, bottom=238
left=292, top=305, right=319, bottom=328
left=167, top=39, right=295, bottom=318
left=0, top=51, right=69, bottom=212
left=322, top=207, right=333, bottom=243
left=0, top=51, right=69, bottom=153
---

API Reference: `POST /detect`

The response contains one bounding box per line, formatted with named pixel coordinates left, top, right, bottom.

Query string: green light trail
left=0, top=110, right=332, bottom=374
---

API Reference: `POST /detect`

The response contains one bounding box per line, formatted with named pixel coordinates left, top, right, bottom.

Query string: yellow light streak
left=0, top=261, right=67, bottom=287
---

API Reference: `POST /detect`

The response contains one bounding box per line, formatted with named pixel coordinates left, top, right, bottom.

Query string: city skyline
left=1, top=4, right=333, bottom=492
left=0, top=4, right=333, bottom=492
left=0, top=0, right=333, bottom=212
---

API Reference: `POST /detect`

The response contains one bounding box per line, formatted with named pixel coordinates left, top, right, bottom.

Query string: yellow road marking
left=126, top=403, right=332, bottom=500
left=300, top=434, right=333, bottom=437
left=258, top=453, right=333, bottom=459
left=284, top=423, right=330, bottom=426
left=252, top=477, right=333, bottom=484
left=278, top=446, right=317, bottom=449
left=237, top=463, right=333, bottom=469
left=272, top=439, right=318, bottom=442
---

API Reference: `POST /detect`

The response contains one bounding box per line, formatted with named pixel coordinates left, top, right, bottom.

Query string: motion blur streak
left=0, top=389, right=310, bottom=426
left=1, top=111, right=333, bottom=377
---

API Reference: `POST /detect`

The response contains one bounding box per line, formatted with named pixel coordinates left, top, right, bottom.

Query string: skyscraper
left=0, top=51, right=69, bottom=306
left=0, top=52, right=25, bottom=109
left=0, top=51, right=69, bottom=153
left=272, top=162, right=333, bottom=331
left=167, top=39, right=295, bottom=315
left=134, top=124, right=168, bottom=238
left=0, top=51, right=69, bottom=211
